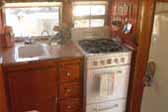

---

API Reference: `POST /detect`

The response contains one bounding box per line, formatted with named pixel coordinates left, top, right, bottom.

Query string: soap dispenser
left=1, top=26, right=15, bottom=48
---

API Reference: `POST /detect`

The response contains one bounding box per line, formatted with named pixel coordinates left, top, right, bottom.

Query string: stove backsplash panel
left=71, top=26, right=111, bottom=41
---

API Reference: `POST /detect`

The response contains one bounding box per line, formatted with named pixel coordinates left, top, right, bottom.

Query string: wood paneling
left=126, top=1, right=156, bottom=112
left=0, top=65, right=8, bottom=112
left=109, top=0, right=139, bottom=48
left=110, top=1, right=157, bottom=112
left=62, top=0, right=72, bottom=28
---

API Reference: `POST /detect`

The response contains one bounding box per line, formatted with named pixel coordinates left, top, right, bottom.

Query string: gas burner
left=79, top=39, right=124, bottom=54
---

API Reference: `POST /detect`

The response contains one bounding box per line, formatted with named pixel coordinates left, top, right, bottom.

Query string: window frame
left=72, top=1, right=108, bottom=28
left=2, top=2, right=63, bottom=38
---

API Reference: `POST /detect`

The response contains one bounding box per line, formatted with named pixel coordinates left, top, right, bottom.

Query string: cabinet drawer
left=59, top=82, right=81, bottom=98
left=59, top=99, right=82, bottom=112
left=11, top=97, right=57, bottom=112
left=59, top=62, right=81, bottom=82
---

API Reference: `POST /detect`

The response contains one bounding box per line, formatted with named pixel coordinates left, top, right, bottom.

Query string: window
left=3, top=2, right=62, bottom=38
left=72, top=1, right=107, bottom=28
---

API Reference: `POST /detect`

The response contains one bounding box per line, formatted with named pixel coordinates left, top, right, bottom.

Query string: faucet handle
left=41, top=31, right=49, bottom=37
left=24, top=36, right=34, bottom=44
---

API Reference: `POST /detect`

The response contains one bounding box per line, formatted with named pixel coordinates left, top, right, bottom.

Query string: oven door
left=86, top=65, right=130, bottom=104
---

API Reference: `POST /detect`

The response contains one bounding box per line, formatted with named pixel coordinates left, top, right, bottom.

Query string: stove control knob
left=114, top=58, right=118, bottom=64
left=100, top=60, right=105, bottom=65
left=93, top=61, right=98, bottom=66
left=121, top=57, right=125, bottom=63
left=117, top=70, right=123, bottom=74
left=107, top=59, right=112, bottom=64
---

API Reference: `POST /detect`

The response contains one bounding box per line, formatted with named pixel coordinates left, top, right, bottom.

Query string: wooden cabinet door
left=0, top=65, right=8, bottom=112
left=7, top=67, right=58, bottom=112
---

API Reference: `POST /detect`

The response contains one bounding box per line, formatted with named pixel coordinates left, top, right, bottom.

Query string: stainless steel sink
left=16, top=44, right=49, bottom=61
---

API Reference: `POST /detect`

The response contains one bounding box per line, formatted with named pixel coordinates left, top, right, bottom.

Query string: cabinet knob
left=66, top=72, right=71, bottom=77
left=66, top=88, right=71, bottom=93
left=25, top=110, right=39, bottom=112
left=67, top=105, right=72, bottom=109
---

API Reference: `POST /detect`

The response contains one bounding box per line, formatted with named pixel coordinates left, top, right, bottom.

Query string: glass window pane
left=91, top=5, right=106, bottom=16
left=91, top=19, right=104, bottom=27
left=73, top=5, right=90, bottom=17
left=74, top=19, right=90, bottom=28
left=5, top=7, right=60, bottom=37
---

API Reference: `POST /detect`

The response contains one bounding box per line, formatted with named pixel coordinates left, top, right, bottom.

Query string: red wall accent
left=109, top=0, right=139, bottom=48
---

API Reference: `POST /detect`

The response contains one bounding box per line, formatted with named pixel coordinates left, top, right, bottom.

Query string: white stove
left=77, top=38, right=132, bottom=68
left=76, top=38, right=132, bottom=112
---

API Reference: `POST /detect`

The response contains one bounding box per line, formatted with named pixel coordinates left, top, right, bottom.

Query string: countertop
left=0, top=40, right=84, bottom=66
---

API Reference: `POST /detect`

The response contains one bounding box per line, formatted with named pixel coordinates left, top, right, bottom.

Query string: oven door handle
left=99, top=73, right=115, bottom=96
left=94, top=104, right=119, bottom=112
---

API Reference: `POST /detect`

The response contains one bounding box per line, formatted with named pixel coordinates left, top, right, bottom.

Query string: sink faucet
left=24, top=36, right=34, bottom=44
left=48, top=31, right=63, bottom=45
left=48, top=25, right=71, bottom=46
left=41, top=31, right=49, bottom=37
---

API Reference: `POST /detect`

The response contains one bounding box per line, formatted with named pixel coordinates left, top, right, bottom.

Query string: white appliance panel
left=86, top=65, right=130, bottom=104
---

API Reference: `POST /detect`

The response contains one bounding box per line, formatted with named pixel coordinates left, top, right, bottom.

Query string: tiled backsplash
left=71, top=26, right=110, bottom=41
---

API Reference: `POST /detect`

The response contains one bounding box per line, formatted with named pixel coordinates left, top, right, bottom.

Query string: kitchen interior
left=0, top=0, right=161, bottom=112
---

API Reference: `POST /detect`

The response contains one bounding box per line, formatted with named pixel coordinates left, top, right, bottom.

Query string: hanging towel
left=99, top=74, right=115, bottom=97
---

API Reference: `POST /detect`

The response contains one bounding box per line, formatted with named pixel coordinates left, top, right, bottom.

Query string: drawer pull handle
left=25, top=110, right=39, bottom=112
left=67, top=105, right=72, bottom=109
left=66, top=88, right=71, bottom=93
left=94, top=104, right=119, bottom=111
left=66, top=72, right=71, bottom=77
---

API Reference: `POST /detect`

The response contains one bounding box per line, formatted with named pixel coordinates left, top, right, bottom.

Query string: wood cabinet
left=59, top=99, right=81, bottom=112
left=7, top=66, right=58, bottom=112
left=0, top=65, right=8, bottom=112
left=4, top=58, right=83, bottom=112
left=58, top=60, right=83, bottom=112
left=59, top=82, right=81, bottom=99
left=58, top=61, right=81, bottom=83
